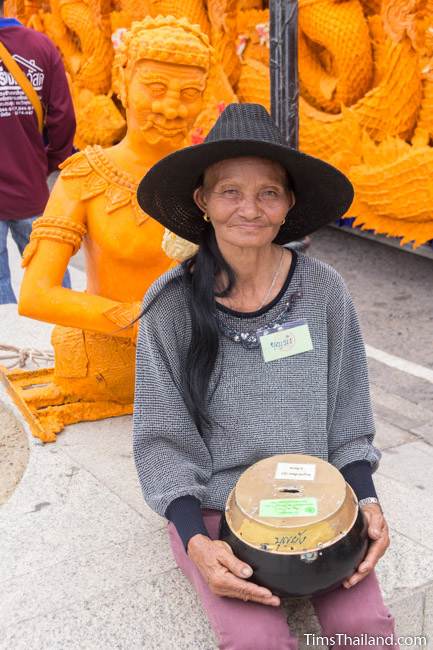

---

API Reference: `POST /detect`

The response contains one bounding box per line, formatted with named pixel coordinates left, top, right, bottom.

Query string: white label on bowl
left=275, top=462, right=316, bottom=481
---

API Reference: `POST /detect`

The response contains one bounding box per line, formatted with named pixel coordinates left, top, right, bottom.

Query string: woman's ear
left=193, top=186, right=207, bottom=213
left=288, top=190, right=296, bottom=211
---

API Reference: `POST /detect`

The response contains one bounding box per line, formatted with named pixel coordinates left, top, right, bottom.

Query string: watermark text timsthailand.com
left=304, top=633, right=427, bottom=646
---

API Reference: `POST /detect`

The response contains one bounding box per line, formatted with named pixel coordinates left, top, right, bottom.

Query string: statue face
left=126, top=59, right=207, bottom=146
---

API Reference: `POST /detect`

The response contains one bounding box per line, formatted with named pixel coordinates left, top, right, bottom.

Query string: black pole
left=269, top=0, right=299, bottom=149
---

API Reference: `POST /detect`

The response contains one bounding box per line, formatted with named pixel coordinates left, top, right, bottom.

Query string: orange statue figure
left=5, top=16, right=212, bottom=442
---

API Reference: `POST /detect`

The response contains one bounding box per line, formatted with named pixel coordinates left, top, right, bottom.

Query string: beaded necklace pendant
left=216, top=290, right=302, bottom=349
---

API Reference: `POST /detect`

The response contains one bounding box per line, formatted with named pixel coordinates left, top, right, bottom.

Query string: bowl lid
left=234, top=454, right=347, bottom=530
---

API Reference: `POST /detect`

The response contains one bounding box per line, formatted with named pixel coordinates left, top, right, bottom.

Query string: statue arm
left=18, top=175, right=139, bottom=340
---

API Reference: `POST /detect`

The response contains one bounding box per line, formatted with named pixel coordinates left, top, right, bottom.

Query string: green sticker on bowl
left=259, top=497, right=318, bottom=518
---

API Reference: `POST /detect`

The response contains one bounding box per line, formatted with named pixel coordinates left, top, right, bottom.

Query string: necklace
left=224, top=248, right=285, bottom=313
left=257, top=248, right=285, bottom=311
left=216, top=288, right=303, bottom=349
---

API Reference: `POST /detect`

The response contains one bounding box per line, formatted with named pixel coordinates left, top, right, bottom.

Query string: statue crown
left=114, top=14, right=213, bottom=72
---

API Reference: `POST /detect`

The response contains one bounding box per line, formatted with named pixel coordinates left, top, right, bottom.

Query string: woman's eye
left=223, top=189, right=240, bottom=196
left=261, top=190, right=279, bottom=199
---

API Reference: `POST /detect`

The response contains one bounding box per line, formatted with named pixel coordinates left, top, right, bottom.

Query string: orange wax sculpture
left=6, top=0, right=433, bottom=245
left=5, top=16, right=213, bottom=442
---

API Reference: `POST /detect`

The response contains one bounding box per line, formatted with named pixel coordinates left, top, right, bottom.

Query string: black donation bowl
left=220, top=453, right=369, bottom=598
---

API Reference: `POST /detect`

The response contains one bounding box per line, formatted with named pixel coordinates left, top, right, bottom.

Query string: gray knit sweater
left=133, top=252, right=381, bottom=518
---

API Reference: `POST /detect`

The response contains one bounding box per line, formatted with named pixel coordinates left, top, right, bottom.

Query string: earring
left=280, top=217, right=286, bottom=225
left=203, top=213, right=210, bottom=222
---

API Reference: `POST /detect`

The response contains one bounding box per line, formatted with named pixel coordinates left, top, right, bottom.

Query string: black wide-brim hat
left=137, top=103, right=354, bottom=245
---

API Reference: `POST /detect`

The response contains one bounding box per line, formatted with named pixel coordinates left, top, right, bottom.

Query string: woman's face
left=193, top=157, right=295, bottom=250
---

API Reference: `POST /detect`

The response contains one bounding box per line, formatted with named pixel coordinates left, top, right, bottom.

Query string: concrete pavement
left=0, top=233, right=432, bottom=649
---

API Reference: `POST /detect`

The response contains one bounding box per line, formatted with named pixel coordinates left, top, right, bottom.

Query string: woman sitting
left=132, top=103, right=398, bottom=650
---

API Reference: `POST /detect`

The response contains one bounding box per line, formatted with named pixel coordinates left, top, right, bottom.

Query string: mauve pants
left=168, top=509, right=399, bottom=650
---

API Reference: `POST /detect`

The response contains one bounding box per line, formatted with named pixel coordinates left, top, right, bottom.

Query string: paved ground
left=0, top=228, right=432, bottom=649
left=309, top=228, right=433, bottom=413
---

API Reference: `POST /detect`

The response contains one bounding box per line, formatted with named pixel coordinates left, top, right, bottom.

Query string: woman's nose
left=238, top=195, right=261, bottom=218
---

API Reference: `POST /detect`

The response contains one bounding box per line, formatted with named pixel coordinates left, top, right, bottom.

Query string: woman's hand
left=187, top=534, right=281, bottom=607
left=342, top=503, right=390, bottom=589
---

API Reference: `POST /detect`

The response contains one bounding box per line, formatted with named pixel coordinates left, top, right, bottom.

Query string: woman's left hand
left=342, top=503, right=390, bottom=589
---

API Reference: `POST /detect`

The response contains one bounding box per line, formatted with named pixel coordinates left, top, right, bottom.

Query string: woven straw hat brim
left=137, top=139, right=354, bottom=245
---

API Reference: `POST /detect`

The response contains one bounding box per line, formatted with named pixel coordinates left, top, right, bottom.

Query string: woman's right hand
left=187, top=534, right=281, bottom=607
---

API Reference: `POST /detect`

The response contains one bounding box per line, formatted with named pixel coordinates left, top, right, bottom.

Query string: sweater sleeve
left=340, top=460, right=378, bottom=500
left=326, top=275, right=381, bottom=473
left=132, top=282, right=213, bottom=518
left=165, top=495, right=210, bottom=550
left=44, top=45, right=76, bottom=173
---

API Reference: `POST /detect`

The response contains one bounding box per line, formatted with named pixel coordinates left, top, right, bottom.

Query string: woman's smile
left=231, top=222, right=267, bottom=229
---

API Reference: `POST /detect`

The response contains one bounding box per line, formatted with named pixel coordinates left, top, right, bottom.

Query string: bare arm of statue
left=18, top=175, right=139, bottom=340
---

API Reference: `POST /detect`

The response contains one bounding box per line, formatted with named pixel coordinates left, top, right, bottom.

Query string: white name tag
left=258, top=319, right=313, bottom=363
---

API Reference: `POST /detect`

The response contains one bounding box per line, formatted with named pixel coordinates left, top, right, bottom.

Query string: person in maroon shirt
left=0, top=1, right=75, bottom=303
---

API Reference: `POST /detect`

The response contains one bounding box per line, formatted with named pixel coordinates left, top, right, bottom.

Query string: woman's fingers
left=342, top=519, right=390, bottom=589
left=207, top=541, right=280, bottom=605
left=214, top=571, right=281, bottom=606
left=358, top=525, right=389, bottom=573
left=342, top=538, right=385, bottom=588
left=189, top=538, right=280, bottom=606
left=217, top=541, right=254, bottom=578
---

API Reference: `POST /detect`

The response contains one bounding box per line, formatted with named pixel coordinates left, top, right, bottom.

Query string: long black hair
left=181, top=225, right=235, bottom=434
left=133, top=224, right=236, bottom=436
